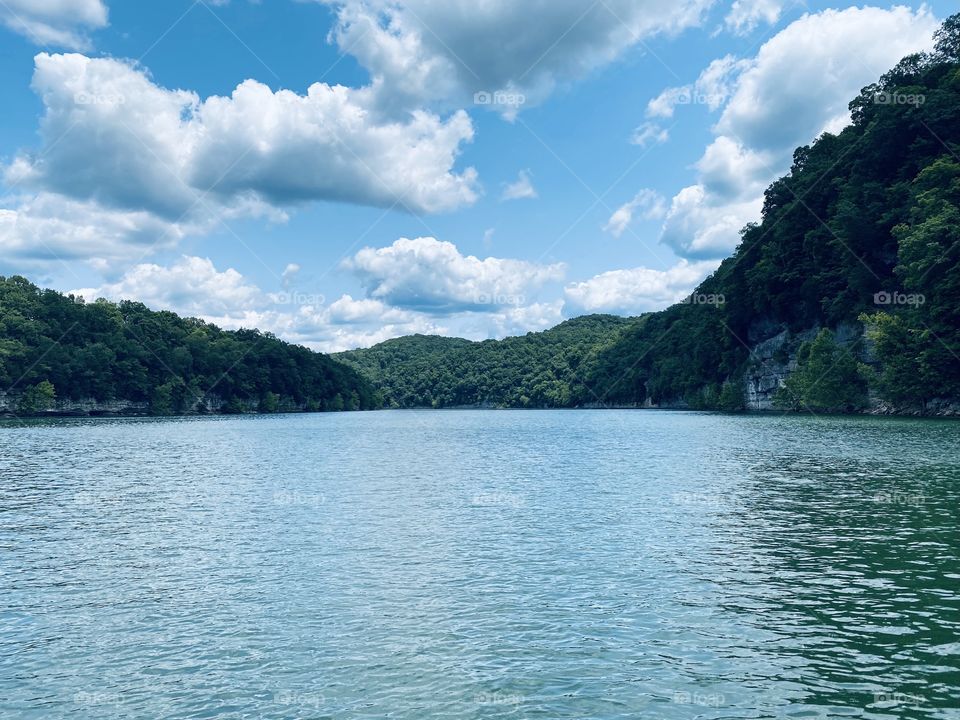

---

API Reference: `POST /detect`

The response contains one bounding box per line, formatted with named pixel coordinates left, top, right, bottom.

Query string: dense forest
left=343, top=16, right=960, bottom=415
left=0, top=276, right=378, bottom=416
left=336, top=315, right=635, bottom=408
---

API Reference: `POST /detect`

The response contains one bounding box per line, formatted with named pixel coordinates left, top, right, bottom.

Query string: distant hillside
left=0, top=276, right=378, bottom=416
left=342, top=15, right=960, bottom=416
left=336, top=315, right=635, bottom=408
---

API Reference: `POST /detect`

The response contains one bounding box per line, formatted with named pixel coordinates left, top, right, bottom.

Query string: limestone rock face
left=0, top=392, right=149, bottom=417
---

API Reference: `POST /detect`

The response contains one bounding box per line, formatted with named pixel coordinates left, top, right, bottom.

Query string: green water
left=1, top=410, right=958, bottom=718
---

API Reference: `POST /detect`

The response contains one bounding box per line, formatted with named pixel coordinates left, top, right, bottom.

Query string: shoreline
left=3, top=405, right=957, bottom=420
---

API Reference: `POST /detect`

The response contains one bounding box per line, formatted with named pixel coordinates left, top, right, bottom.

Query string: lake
left=1, top=410, right=959, bottom=719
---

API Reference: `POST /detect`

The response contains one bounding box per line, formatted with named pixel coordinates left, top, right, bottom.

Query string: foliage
left=773, top=330, right=868, bottom=413
left=17, top=380, right=57, bottom=414
left=861, top=312, right=938, bottom=411
left=0, top=277, right=378, bottom=415
left=570, top=17, right=960, bottom=412
left=337, top=316, right=635, bottom=408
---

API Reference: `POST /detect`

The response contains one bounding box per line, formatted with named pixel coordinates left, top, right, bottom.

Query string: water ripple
left=1, top=411, right=958, bottom=719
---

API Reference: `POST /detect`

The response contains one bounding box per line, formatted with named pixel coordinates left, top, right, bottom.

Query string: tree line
left=0, top=277, right=378, bottom=415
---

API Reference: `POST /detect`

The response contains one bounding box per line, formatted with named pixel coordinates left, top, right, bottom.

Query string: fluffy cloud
left=343, top=237, right=566, bottom=313
left=604, top=189, right=666, bottom=238
left=565, top=259, right=721, bottom=316
left=630, top=122, right=670, bottom=148
left=654, top=6, right=939, bottom=259
left=8, top=53, right=478, bottom=222
left=0, top=192, right=184, bottom=265
left=646, top=55, right=743, bottom=119
left=0, top=0, right=107, bottom=49
left=1, top=51, right=480, bottom=269
left=320, top=0, right=717, bottom=114
left=660, top=187, right=763, bottom=258
left=72, top=256, right=265, bottom=316
left=715, top=7, right=937, bottom=153
left=501, top=170, right=538, bottom=201
left=73, top=241, right=570, bottom=352
left=724, top=0, right=783, bottom=36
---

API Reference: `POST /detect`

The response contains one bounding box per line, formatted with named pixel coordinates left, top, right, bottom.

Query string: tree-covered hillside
left=344, top=16, right=960, bottom=415
left=336, top=315, right=635, bottom=408
left=0, top=276, right=378, bottom=415
left=575, top=17, right=960, bottom=412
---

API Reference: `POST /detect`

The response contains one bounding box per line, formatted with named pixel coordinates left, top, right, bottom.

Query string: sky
left=0, top=0, right=953, bottom=351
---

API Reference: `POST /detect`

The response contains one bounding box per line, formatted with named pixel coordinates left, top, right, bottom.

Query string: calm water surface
left=1, top=410, right=959, bottom=719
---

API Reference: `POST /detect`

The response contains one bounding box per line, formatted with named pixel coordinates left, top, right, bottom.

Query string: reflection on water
left=1, top=411, right=958, bottom=719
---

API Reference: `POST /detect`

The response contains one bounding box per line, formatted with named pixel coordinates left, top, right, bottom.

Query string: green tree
left=774, top=330, right=868, bottom=413
left=150, top=382, right=176, bottom=415
left=718, top=380, right=745, bottom=412
left=18, top=380, right=56, bottom=414
left=861, top=312, right=936, bottom=412
left=259, top=392, right=280, bottom=413
left=0, top=276, right=377, bottom=416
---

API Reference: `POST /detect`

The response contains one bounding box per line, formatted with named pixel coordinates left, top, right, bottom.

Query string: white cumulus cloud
left=0, top=0, right=108, bottom=50
left=565, top=259, right=721, bottom=316
left=724, top=0, right=784, bottom=36
left=9, top=53, right=478, bottom=220
left=72, top=245, right=572, bottom=352
left=501, top=170, right=538, bottom=201
left=343, top=237, right=566, bottom=313
left=1, top=51, right=480, bottom=270
left=652, top=6, right=938, bottom=259
left=604, top=189, right=667, bottom=238
left=71, top=255, right=266, bottom=317
left=319, top=0, right=717, bottom=114
left=0, top=192, right=185, bottom=266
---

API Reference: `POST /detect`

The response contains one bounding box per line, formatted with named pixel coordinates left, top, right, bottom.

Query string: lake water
left=1, top=410, right=959, bottom=719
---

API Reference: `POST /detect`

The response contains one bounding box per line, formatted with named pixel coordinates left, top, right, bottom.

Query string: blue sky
left=0, top=0, right=952, bottom=350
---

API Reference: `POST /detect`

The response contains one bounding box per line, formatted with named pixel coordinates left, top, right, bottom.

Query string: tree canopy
left=0, top=276, right=378, bottom=415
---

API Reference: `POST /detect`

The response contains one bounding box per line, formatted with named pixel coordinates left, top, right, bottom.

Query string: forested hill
left=0, top=276, right=378, bottom=416
left=335, top=315, right=636, bottom=408
left=576, top=15, right=960, bottom=413
left=343, top=16, right=960, bottom=415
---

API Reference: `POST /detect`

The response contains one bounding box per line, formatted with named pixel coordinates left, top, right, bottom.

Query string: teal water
left=1, top=410, right=958, bottom=719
